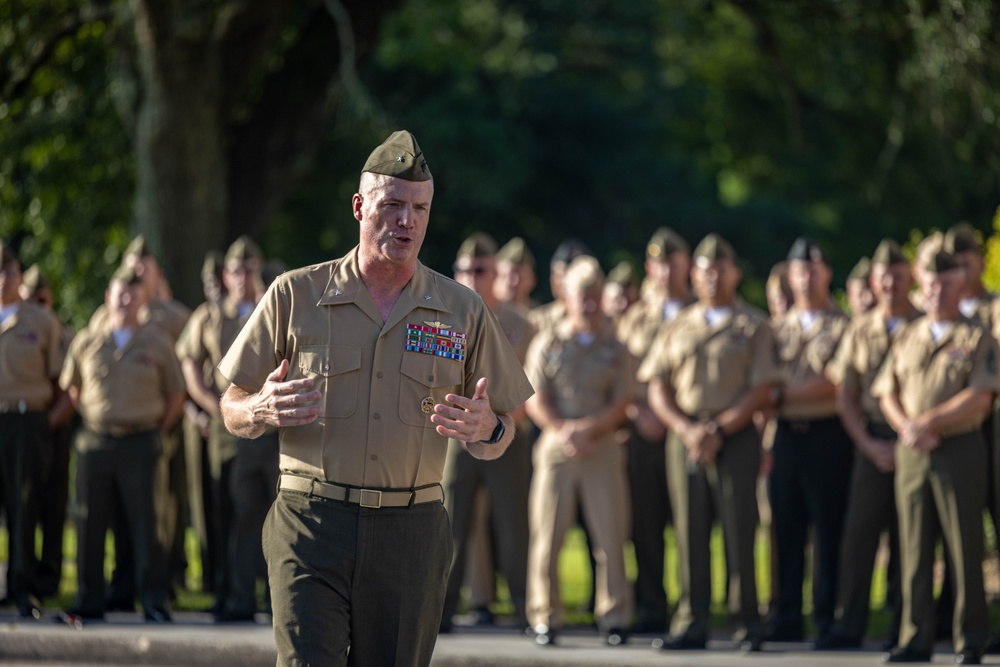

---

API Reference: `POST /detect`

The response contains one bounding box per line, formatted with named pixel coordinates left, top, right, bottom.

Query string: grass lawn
left=0, top=521, right=931, bottom=638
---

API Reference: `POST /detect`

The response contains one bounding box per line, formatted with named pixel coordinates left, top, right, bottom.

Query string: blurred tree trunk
left=127, top=0, right=394, bottom=306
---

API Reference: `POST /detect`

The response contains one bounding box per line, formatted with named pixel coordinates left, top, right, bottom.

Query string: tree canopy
left=2, top=0, right=998, bottom=326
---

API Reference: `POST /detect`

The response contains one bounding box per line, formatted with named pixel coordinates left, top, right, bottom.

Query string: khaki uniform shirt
left=177, top=297, right=254, bottom=396
left=217, top=247, right=534, bottom=489
left=637, top=300, right=780, bottom=418
left=529, top=300, right=565, bottom=334
left=616, top=294, right=693, bottom=402
left=0, top=301, right=66, bottom=409
left=773, top=303, right=849, bottom=420
left=494, top=302, right=536, bottom=365
left=90, top=298, right=191, bottom=345
left=872, top=316, right=1000, bottom=436
left=523, top=319, right=634, bottom=464
left=826, top=306, right=921, bottom=424
left=61, top=320, right=186, bottom=429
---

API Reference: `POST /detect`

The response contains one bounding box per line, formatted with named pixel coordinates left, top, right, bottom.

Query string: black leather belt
left=278, top=474, right=444, bottom=509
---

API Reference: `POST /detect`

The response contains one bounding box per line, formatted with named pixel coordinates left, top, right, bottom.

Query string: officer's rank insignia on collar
left=406, top=323, right=466, bottom=361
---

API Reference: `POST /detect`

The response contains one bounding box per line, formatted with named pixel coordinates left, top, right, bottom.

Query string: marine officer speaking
left=218, top=130, right=534, bottom=667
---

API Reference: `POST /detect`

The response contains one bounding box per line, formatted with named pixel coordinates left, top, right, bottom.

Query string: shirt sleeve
left=44, top=311, right=67, bottom=381
left=749, top=320, right=783, bottom=388
left=59, top=335, right=84, bottom=392
left=218, top=280, right=286, bottom=391
left=825, top=320, right=858, bottom=389
left=967, top=330, right=1000, bottom=393
left=523, top=330, right=553, bottom=398
left=175, top=305, right=207, bottom=364
left=465, top=301, right=534, bottom=416
left=869, top=346, right=899, bottom=400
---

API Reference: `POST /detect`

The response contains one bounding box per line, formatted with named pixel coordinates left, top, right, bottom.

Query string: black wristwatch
left=480, top=414, right=505, bottom=444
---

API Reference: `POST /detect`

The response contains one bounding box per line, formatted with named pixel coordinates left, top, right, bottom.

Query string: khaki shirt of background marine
left=773, top=304, right=849, bottom=420
left=0, top=301, right=66, bottom=409
left=494, top=301, right=536, bottom=365
left=523, top=319, right=634, bottom=465
left=89, top=298, right=191, bottom=346
left=871, top=316, right=1000, bottom=437
left=60, top=320, right=185, bottom=430
left=528, top=300, right=566, bottom=334
left=177, top=297, right=254, bottom=396
left=217, top=246, right=535, bottom=490
left=826, top=307, right=921, bottom=424
left=637, top=301, right=780, bottom=418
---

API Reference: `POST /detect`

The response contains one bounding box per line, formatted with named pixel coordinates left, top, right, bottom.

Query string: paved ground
left=0, top=607, right=992, bottom=666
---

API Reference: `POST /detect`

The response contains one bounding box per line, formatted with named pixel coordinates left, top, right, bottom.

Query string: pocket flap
left=299, top=345, right=361, bottom=378
left=400, top=353, right=464, bottom=388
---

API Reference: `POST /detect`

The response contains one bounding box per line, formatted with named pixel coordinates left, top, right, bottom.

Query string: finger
left=443, top=394, right=480, bottom=411
left=273, top=378, right=316, bottom=395
left=267, top=359, right=290, bottom=383
left=472, top=377, right=489, bottom=401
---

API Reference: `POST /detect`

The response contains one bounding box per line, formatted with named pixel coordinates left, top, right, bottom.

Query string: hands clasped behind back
left=252, top=359, right=323, bottom=428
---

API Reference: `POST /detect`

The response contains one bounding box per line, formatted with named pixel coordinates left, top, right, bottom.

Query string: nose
left=397, top=204, right=415, bottom=228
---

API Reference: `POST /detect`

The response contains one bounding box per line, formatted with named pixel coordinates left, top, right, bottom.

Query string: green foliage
left=0, top=2, right=133, bottom=329
left=3, top=0, right=1000, bottom=316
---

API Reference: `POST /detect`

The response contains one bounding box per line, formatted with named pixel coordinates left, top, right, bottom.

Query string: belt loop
left=341, top=483, right=352, bottom=506
left=309, top=477, right=319, bottom=499
left=407, top=488, right=415, bottom=510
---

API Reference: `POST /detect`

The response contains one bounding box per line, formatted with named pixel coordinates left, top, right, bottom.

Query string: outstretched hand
left=431, top=377, right=497, bottom=442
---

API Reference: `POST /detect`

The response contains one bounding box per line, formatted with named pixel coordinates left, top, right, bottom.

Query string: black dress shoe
left=739, top=636, right=763, bottom=653
left=882, top=646, right=932, bottom=663
left=658, top=634, right=707, bottom=650
left=814, top=632, right=862, bottom=650
left=605, top=628, right=628, bottom=646
left=18, top=594, right=42, bottom=619
left=533, top=627, right=557, bottom=646
left=955, top=649, right=983, bottom=665
left=143, top=608, right=173, bottom=623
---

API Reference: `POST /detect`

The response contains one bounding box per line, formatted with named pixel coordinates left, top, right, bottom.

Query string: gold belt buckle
left=359, top=489, right=382, bottom=508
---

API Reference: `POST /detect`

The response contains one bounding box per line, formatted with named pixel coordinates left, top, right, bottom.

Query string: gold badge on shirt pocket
left=421, top=396, right=435, bottom=414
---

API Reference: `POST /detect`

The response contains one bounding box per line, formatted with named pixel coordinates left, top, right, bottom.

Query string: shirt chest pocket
left=399, top=354, right=465, bottom=427
left=298, top=345, right=361, bottom=419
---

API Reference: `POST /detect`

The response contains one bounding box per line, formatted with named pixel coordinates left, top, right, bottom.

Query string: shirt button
left=324, top=364, right=330, bottom=372
left=427, top=375, right=434, bottom=382
left=373, top=413, right=381, bottom=420
left=376, top=371, right=383, bottom=379
left=370, top=454, right=378, bottom=461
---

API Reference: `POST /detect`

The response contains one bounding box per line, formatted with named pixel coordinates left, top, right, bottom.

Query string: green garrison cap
left=551, top=238, right=591, bottom=265
left=21, top=264, right=48, bottom=292
left=124, top=234, right=154, bottom=259
left=847, top=257, right=871, bottom=282
left=0, top=239, right=18, bottom=267
left=787, top=236, right=828, bottom=264
left=945, top=222, right=982, bottom=254
left=201, top=251, right=224, bottom=281
left=692, top=233, right=737, bottom=266
left=871, top=239, right=907, bottom=267
left=563, top=255, right=604, bottom=292
left=496, top=237, right=535, bottom=269
left=225, top=235, right=263, bottom=264
left=923, top=249, right=961, bottom=274
left=606, top=261, right=637, bottom=287
left=456, top=232, right=498, bottom=260
left=362, top=130, right=432, bottom=182
left=646, top=227, right=689, bottom=259
left=111, top=262, right=143, bottom=286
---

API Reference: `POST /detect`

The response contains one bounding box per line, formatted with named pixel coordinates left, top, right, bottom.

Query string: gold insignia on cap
left=421, top=397, right=435, bottom=414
